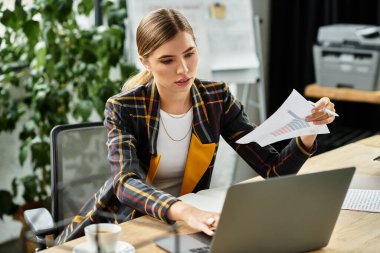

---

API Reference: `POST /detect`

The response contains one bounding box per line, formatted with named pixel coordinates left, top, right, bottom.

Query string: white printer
left=313, top=24, right=380, bottom=91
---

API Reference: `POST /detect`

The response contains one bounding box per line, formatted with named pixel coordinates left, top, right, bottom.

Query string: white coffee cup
left=84, top=223, right=121, bottom=253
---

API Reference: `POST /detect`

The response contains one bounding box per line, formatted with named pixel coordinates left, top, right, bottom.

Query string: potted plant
left=0, top=0, right=137, bottom=248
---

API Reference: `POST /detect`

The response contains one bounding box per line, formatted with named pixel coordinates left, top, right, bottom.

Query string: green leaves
left=19, top=142, right=29, bottom=167
left=22, top=20, right=40, bottom=47
left=95, top=26, right=124, bottom=67
left=120, top=60, right=138, bottom=81
left=0, top=179, right=20, bottom=219
left=78, top=0, right=94, bottom=16
left=73, top=100, right=93, bottom=121
left=42, top=0, right=73, bottom=23
left=30, top=137, right=50, bottom=170
left=34, top=41, right=46, bottom=68
left=107, top=7, right=127, bottom=27
left=0, top=88, right=25, bottom=132
left=0, top=190, right=13, bottom=218
left=0, top=10, right=19, bottom=31
left=56, top=0, right=73, bottom=22
left=0, top=0, right=138, bottom=215
left=0, top=190, right=18, bottom=219
left=0, top=1, right=27, bottom=31
left=81, top=48, right=98, bottom=64
left=21, top=175, right=41, bottom=202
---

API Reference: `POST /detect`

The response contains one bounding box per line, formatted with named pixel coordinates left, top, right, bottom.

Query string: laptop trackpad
left=155, top=232, right=212, bottom=253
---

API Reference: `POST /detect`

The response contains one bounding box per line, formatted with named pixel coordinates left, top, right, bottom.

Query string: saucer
left=73, top=240, right=135, bottom=253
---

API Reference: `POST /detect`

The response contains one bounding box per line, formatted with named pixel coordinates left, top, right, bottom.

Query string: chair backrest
left=50, top=122, right=110, bottom=226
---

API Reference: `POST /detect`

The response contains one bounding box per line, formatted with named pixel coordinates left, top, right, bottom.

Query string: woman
left=56, top=8, right=335, bottom=243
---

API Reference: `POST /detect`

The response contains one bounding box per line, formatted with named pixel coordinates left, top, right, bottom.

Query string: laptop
left=155, top=167, right=355, bottom=253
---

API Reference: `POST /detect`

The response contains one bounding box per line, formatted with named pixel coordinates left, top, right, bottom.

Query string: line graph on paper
left=236, top=89, right=330, bottom=146
left=271, top=110, right=310, bottom=137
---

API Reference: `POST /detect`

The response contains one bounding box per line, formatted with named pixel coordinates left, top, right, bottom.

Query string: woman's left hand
left=305, top=97, right=336, bottom=125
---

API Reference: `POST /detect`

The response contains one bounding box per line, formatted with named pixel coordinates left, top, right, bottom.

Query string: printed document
left=342, top=189, right=380, bottom=213
left=236, top=89, right=330, bottom=146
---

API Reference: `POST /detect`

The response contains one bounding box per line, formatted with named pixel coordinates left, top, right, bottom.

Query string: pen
left=308, top=101, right=339, bottom=117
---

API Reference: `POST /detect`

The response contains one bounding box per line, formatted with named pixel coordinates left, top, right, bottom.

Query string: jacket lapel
left=145, top=81, right=162, bottom=184
left=145, top=81, right=160, bottom=155
left=180, top=133, right=216, bottom=195
left=190, top=80, right=214, bottom=144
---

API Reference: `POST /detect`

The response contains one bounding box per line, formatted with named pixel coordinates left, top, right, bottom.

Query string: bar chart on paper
left=236, top=90, right=330, bottom=146
left=271, top=110, right=310, bottom=137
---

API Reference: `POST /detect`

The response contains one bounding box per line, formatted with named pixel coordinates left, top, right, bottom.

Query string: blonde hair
left=122, top=8, right=195, bottom=92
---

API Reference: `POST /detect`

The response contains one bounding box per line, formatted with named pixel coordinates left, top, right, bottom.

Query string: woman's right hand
left=167, top=201, right=220, bottom=236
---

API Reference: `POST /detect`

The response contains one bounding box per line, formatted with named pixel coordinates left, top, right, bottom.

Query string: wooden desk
left=43, top=135, right=380, bottom=253
left=305, top=84, right=380, bottom=104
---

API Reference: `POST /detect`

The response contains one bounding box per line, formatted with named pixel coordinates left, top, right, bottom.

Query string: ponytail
left=121, top=69, right=153, bottom=92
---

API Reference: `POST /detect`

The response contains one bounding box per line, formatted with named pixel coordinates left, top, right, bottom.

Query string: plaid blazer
left=56, top=79, right=315, bottom=244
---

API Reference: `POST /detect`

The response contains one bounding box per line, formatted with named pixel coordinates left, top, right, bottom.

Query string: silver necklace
left=160, top=117, right=192, bottom=142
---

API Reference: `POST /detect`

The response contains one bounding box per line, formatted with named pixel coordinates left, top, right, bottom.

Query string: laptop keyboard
left=189, top=246, right=210, bottom=253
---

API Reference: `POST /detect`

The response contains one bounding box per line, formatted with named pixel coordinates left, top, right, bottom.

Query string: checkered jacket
left=55, top=79, right=315, bottom=244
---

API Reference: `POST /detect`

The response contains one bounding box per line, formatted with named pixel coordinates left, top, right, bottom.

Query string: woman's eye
left=160, top=59, right=173, bottom=65
left=185, top=52, right=194, bottom=58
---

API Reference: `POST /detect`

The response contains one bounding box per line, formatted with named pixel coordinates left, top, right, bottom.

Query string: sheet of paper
left=236, top=89, right=330, bottom=146
left=178, top=187, right=228, bottom=213
left=342, top=189, right=380, bottom=212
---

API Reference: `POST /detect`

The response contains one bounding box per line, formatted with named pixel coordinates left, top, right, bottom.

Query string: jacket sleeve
left=220, top=83, right=316, bottom=178
left=104, top=97, right=178, bottom=224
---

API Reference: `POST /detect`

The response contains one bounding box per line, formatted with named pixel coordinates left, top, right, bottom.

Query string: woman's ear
left=139, top=56, right=150, bottom=71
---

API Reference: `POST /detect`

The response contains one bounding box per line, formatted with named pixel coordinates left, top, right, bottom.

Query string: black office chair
left=23, top=122, right=111, bottom=251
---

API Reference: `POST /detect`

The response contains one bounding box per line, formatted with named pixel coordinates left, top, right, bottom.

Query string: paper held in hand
left=236, top=89, right=330, bottom=146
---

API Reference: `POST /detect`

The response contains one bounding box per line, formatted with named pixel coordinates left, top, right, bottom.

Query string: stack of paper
left=342, top=189, right=380, bottom=213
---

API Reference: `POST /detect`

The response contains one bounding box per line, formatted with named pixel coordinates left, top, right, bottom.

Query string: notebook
left=155, top=167, right=355, bottom=253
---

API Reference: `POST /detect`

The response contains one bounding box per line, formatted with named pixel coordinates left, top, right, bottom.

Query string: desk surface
left=305, top=84, right=380, bottom=104
left=44, top=135, right=380, bottom=253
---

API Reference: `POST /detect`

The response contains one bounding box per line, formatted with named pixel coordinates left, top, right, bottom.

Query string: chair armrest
left=24, top=208, right=57, bottom=236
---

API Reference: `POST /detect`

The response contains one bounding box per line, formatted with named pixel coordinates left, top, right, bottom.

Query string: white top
left=153, top=108, right=193, bottom=196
